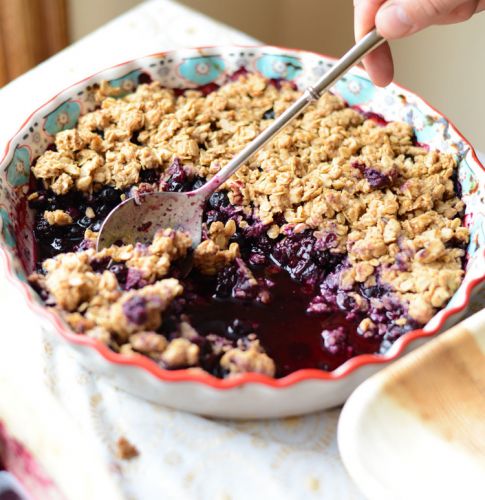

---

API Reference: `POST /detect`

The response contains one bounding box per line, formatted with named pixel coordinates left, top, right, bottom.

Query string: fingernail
left=378, top=2, right=414, bottom=38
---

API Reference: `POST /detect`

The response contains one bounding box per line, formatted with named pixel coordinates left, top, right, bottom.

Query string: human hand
left=354, top=0, right=485, bottom=86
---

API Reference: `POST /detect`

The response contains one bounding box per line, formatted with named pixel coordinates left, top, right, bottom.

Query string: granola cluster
left=29, top=227, right=274, bottom=376
left=28, top=72, right=468, bottom=377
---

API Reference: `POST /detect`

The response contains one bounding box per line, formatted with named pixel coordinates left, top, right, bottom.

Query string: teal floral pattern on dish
left=6, top=146, right=30, bottom=187
left=458, top=157, right=478, bottom=197
left=43, top=100, right=81, bottom=136
left=256, top=54, right=302, bottom=80
left=179, top=56, right=225, bottom=85
left=334, top=75, right=376, bottom=106
left=0, top=207, right=15, bottom=247
left=16, top=270, right=27, bottom=282
left=459, top=157, right=484, bottom=261
left=109, top=69, right=142, bottom=96
left=402, top=107, right=450, bottom=146
left=467, top=217, right=485, bottom=261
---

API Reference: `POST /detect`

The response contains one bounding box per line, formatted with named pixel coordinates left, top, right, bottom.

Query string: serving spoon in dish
left=97, top=30, right=384, bottom=251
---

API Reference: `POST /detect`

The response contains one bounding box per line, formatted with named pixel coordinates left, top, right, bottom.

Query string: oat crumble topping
left=28, top=72, right=468, bottom=377
left=43, top=209, right=73, bottom=226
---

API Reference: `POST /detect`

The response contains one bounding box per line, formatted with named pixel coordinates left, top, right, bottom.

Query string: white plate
left=338, top=309, right=485, bottom=499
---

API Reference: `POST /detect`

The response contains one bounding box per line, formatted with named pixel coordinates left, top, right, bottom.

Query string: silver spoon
left=97, top=30, right=384, bottom=250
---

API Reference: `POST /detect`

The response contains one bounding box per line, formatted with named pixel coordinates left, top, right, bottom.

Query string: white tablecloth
left=0, top=1, right=363, bottom=498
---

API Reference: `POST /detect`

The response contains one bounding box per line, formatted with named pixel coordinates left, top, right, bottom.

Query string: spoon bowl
left=97, top=189, right=207, bottom=250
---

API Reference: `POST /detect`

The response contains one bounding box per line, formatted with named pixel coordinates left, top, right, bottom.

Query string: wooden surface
left=383, top=321, right=485, bottom=459
left=339, top=309, right=485, bottom=500
left=0, top=0, right=68, bottom=85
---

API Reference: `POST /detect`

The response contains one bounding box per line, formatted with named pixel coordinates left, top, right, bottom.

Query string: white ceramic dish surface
left=0, top=45, right=484, bottom=418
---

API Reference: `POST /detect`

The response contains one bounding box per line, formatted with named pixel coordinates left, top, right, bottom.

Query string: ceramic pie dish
left=0, top=45, right=484, bottom=419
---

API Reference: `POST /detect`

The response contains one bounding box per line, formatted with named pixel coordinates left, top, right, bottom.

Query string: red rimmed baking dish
left=0, top=45, right=484, bottom=418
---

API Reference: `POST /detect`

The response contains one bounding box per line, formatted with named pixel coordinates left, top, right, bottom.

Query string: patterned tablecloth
left=0, top=2, right=482, bottom=499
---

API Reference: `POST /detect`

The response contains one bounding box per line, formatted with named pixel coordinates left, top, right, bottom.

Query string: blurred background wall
left=67, top=0, right=141, bottom=40
left=3, top=0, right=480, bottom=151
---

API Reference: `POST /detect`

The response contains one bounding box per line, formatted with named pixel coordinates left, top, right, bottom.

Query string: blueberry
left=165, top=180, right=183, bottom=192
left=263, top=108, right=275, bottom=120
left=44, top=196, right=60, bottom=211
left=215, top=264, right=238, bottom=298
left=122, top=296, right=147, bottom=325
left=130, top=130, right=141, bottom=146
left=98, top=187, right=121, bottom=205
left=138, top=72, right=152, bottom=84
left=90, top=256, right=110, bottom=272
left=451, top=169, right=462, bottom=198
left=192, top=177, right=206, bottom=190
left=95, top=204, right=113, bottom=218
left=109, top=263, right=128, bottom=284
left=226, top=319, right=254, bottom=340
left=215, top=259, right=268, bottom=302
left=321, top=326, right=348, bottom=355
left=75, top=239, right=95, bottom=251
left=161, top=158, right=201, bottom=192
left=139, top=169, right=160, bottom=184
left=208, top=191, right=229, bottom=209
left=66, top=207, right=81, bottom=219
left=364, top=168, right=392, bottom=189
left=67, top=224, right=84, bottom=239
left=124, top=268, right=146, bottom=290
left=34, top=218, right=56, bottom=238
left=50, top=238, right=68, bottom=253
left=271, top=230, right=327, bottom=286
left=360, top=284, right=388, bottom=299
left=163, top=158, right=187, bottom=190
left=336, top=291, right=357, bottom=312
left=77, top=215, right=93, bottom=229
left=57, top=191, right=82, bottom=210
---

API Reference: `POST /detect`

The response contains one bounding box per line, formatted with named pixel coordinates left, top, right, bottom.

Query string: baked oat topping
left=220, top=336, right=276, bottom=377
left=28, top=72, right=468, bottom=377
left=43, top=209, right=73, bottom=226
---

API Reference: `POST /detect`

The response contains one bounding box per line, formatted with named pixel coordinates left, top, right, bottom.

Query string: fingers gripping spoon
left=97, top=30, right=384, bottom=251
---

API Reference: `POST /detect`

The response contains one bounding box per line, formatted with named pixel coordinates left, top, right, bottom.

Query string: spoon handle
left=196, top=29, right=385, bottom=198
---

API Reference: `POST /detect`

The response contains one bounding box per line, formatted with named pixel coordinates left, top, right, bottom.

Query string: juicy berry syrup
left=184, top=267, right=380, bottom=376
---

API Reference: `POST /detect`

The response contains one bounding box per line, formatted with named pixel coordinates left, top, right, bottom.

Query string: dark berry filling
left=179, top=266, right=369, bottom=375
left=28, top=153, right=421, bottom=377
left=123, top=296, right=148, bottom=325
left=30, top=178, right=123, bottom=265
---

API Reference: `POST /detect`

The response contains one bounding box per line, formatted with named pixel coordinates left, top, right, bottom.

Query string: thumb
left=376, top=0, right=477, bottom=39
